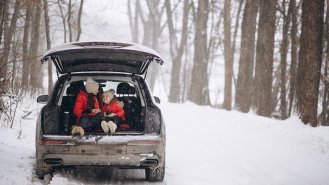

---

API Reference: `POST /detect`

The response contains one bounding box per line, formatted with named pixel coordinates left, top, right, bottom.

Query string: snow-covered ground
left=1, top=99, right=329, bottom=185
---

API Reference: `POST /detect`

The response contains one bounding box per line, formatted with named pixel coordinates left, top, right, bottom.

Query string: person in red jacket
left=101, top=89, right=126, bottom=133
left=73, top=77, right=102, bottom=135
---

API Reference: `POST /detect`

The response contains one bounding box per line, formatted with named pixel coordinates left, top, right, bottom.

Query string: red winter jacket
left=101, top=98, right=126, bottom=121
left=73, top=89, right=100, bottom=120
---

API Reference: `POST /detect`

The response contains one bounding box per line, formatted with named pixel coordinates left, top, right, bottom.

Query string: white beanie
left=103, top=90, right=114, bottom=100
left=85, top=77, right=99, bottom=93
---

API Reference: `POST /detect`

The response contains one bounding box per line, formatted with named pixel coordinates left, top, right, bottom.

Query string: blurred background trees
left=0, top=0, right=328, bottom=127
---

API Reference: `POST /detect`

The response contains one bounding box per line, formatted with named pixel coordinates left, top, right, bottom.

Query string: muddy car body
left=35, top=42, right=166, bottom=181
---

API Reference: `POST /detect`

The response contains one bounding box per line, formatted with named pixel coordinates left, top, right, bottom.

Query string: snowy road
left=49, top=167, right=166, bottom=184
left=1, top=102, right=329, bottom=185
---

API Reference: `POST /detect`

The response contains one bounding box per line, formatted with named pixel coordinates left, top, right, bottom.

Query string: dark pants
left=78, top=113, right=102, bottom=131
left=105, top=115, right=124, bottom=126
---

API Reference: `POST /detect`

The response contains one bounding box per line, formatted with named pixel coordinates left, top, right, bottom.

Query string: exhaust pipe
left=140, top=159, right=158, bottom=167
left=44, top=158, right=63, bottom=166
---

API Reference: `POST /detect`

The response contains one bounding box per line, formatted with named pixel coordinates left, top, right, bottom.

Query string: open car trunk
left=40, top=74, right=162, bottom=136
left=40, top=42, right=163, bottom=75
left=39, top=42, right=163, bottom=136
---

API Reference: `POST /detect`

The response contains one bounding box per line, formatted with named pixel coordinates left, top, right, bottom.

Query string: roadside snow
left=1, top=100, right=329, bottom=185
left=163, top=102, right=329, bottom=185
left=0, top=98, right=40, bottom=185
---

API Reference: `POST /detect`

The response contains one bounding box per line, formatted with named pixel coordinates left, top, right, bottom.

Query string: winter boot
left=108, top=121, right=117, bottom=134
left=71, top=126, right=84, bottom=137
left=101, top=120, right=109, bottom=133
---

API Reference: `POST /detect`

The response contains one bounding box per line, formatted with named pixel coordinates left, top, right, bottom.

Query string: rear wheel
left=36, top=168, right=53, bottom=180
left=145, top=166, right=165, bottom=182
left=35, top=162, right=53, bottom=180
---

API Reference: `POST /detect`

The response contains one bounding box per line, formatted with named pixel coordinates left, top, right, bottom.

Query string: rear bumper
left=36, top=134, right=165, bottom=169
left=43, top=153, right=160, bottom=168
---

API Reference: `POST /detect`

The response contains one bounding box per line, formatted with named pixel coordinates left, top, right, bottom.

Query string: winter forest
left=0, top=0, right=328, bottom=127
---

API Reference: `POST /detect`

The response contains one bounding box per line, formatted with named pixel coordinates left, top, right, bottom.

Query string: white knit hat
left=85, top=77, right=99, bottom=93
left=103, top=90, right=114, bottom=100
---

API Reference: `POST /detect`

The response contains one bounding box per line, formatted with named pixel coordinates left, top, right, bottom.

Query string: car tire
left=35, top=163, right=53, bottom=180
left=145, top=166, right=165, bottom=182
left=36, top=169, right=49, bottom=180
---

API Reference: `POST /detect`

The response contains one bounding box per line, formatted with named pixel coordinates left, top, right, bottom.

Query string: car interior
left=59, top=78, right=144, bottom=135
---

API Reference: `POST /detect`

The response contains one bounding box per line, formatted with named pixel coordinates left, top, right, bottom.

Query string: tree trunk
left=182, top=40, right=191, bottom=102
left=128, top=0, right=140, bottom=43
left=22, top=1, right=33, bottom=90
left=10, top=38, right=19, bottom=93
left=288, top=0, right=298, bottom=117
left=231, top=0, right=244, bottom=70
left=222, top=0, right=233, bottom=110
left=254, top=0, right=276, bottom=117
left=279, top=0, right=293, bottom=120
left=143, top=0, right=164, bottom=92
left=43, top=0, right=53, bottom=94
left=167, top=0, right=189, bottom=103
left=235, top=0, right=258, bottom=112
left=57, top=0, right=67, bottom=43
left=29, top=0, right=42, bottom=92
left=297, top=0, right=325, bottom=126
left=0, top=0, right=20, bottom=88
left=187, top=0, right=209, bottom=105
left=67, top=0, right=72, bottom=42
left=0, top=3, right=9, bottom=101
left=0, top=0, right=8, bottom=45
left=75, top=0, right=84, bottom=41
left=320, top=0, right=329, bottom=126
left=272, top=65, right=282, bottom=114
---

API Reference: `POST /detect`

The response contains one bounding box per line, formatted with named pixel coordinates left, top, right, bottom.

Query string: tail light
left=39, top=140, right=66, bottom=145
left=128, top=139, right=161, bottom=145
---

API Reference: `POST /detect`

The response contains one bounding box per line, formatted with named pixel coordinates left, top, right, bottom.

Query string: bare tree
left=10, top=35, right=24, bottom=96
left=231, top=0, right=244, bottom=63
left=187, top=0, right=210, bottom=105
left=22, top=0, right=33, bottom=90
left=254, top=0, right=276, bottom=117
left=0, top=0, right=21, bottom=88
left=67, top=0, right=72, bottom=42
left=297, top=0, right=325, bottom=126
left=140, top=0, right=165, bottom=91
left=29, top=0, right=42, bottom=92
left=320, top=0, right=329, bottom=126
left=128, top=0, right=140, bottom=43
left=0, top=0, right=8, bottom=45
left=166, top=0, right=190, bottom=103
left=288, top=0, right=298, bottom=117
left=75, top=0, right=84, bottom=41
left=235, top=0, right=258, bottom=112
left=55, top=0, right=84, bottom=43
left=222, top=0, right=233, bottom=110
left=57, top=0, right=67, bottom=43
left=43, top=0, right=53, bottom=94
left=279, top=0, right=293, bottom=119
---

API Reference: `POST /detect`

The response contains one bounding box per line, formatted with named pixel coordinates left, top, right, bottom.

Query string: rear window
left=102, top=81, right=136, bottom=97
left=62, top=80, right=137, bottom=97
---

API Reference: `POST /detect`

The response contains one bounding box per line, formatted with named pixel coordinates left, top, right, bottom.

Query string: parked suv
left=35, top=42, right=166, bottom=181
